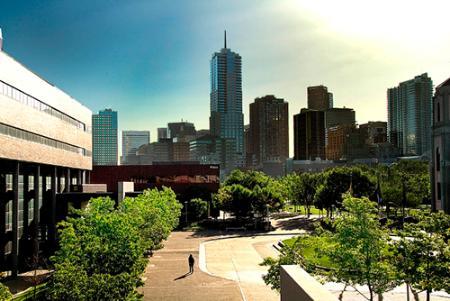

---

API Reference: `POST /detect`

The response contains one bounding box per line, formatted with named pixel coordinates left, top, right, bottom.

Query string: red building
left=91, top=163, right=220, bottom=199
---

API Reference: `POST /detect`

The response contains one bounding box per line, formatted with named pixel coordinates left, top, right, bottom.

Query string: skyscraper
left=121, top=130, right=150, bottom=165
left=294, top=109, right=325, bottom=160
left=432, top=77, right=450, bottom=213
left=209, top=31, right=244, bottom=158
left=387, top=73, right=433, bottom=156
left=248, top=95, right=289, bottom=167
left=308, top=85, right=333, bottom=111
left=92, top=109, right=118, bottom=165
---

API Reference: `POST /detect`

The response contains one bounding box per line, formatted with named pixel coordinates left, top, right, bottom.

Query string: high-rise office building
left=387, top=73, right=433, bottom=156
left=308, top=85, right=333, bottom=111
left=168, top=121, right=196, bottom=141
left=121, top=131, right=150, bottom=165
left=92, top=109, right=118, bottom=165
left=432, top=78, right=450, bottom=213
left=294, top=109, right=325, bottom=160
left=209, top=31, right=244, bottom=157
left=157, top=128, right=168, bottom=141
left=248, top=95, right=289, bottom=167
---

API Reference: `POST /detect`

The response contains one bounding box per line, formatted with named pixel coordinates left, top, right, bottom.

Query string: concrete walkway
left=201, top=234, right=296, bottom=301
left=141, top=231, right=243, bottom=301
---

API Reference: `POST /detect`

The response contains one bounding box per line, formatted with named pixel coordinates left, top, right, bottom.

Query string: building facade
left=121, top=130, right=150, bottom=165
left=387, top=73, right=433, bottom=156
left=209, top=32, right=244, bottom=159
left=325, top=107, right=355, bottom=129
left=91, top=163, right=220, bottom=202
left=92, top=109, right=118, bottom=165
left=248, top=95, right=289, bottom=168
left=157, top=127, right=168, bottom=141
left=359, top=121, right=387, bottom=144
left=168, top=121, right=196, bottom=141
left=0, top=40, right=92, bottom=276
left=307, top=85, right=333, bottom=111
left=190, top=135, right=237, bottom=177
left=294, top=109, right=325, bottom=160
left=432, top=78, right=450, bottom=213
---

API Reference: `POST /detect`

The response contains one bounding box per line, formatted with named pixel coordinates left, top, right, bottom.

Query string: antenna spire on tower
left=224, top=30, right=227, bottom=49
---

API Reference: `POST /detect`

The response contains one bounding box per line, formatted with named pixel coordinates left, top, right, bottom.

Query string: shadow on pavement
left=173, top=271, right=192, bottom=281
left=274, top=216, right=319, bottom=231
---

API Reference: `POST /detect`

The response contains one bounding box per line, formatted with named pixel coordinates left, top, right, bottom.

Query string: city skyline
left=2, top=0, right=450, bottom=156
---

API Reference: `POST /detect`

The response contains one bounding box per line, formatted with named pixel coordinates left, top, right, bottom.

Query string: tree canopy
left=48, top=188, right=181, bottom=300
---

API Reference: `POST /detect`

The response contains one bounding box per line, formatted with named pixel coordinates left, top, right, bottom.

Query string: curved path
left=141, top=231, right=243, bottom=301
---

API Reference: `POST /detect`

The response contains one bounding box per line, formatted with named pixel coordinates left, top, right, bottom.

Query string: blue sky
left=2, top=0, right=450, bottom=154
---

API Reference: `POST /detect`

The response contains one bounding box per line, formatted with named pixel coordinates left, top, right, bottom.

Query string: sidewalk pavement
left=140, top=231, right=243, bottom=301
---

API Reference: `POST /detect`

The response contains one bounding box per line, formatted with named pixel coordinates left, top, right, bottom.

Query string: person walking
left=188, top=254, right=195, bottom=273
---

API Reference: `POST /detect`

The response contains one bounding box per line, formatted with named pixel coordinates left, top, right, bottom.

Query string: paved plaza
left=141, top=217, right=450, bottom=301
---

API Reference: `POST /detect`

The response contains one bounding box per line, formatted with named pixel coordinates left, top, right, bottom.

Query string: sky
left=2, top=0, right=450, bottom=156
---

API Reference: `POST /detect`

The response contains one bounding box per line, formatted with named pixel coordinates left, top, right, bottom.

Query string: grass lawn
left=283, top=236, right=334, bottom=268
left=284, top=205, right=327, bottom=216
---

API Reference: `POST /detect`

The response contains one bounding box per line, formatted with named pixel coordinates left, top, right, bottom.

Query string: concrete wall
left=280, top=265, right=337, bottom=301
left=0, top=50, right=92, bottom=170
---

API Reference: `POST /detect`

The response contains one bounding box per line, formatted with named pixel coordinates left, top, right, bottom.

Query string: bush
left=189, top=198, right=208, bottom=221
left=0, top=283, right=12, bottom=301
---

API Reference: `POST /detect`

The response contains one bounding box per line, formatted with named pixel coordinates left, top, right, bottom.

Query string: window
left=437, top=102, right=441, bottom=122
left=437, top=182, right=441, bottom=200
left=436, top=147, right=441, bottom=171
left=0, top=80, right=88, bottom=132
left=0, top=122, right=91, bottom=157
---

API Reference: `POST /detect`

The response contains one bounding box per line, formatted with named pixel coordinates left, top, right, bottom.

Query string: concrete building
left=92, top=109, right=118, bottom=165
left=0, top=35, right=92, bottom=276
left=294, top=109, right=325, bottom=160
left=121, top=130, right=150, bottom=165
left=209, top=31, right=244, bottom=158
left=432, top=78, right=450, bottom=213
left=190, top=135, right=237, bottom=177
left=388, top=73, right=433, bottom=156
left=325, top=107, right=355, bottom=129
left=359, top=121, right=387, bottom=144
left=157, top=127, right=168, bottom=141
left=196, top=129, right=210, bottom=138
left=307, top=85, right=333, bottom=111
left=248, top=95, right=289, bottom=169
left=172, top=141, right=190, bottom=161
left=168, top=121, right=196, bottom=142
left=326, top=124, right=355, bottom=161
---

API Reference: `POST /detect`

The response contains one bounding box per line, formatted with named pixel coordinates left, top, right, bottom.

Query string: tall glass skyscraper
left=92, top=109, right=118, bottom=165
left=387, top=73, right=433, bottom=156
left=209, top=31, right=244, bottom=158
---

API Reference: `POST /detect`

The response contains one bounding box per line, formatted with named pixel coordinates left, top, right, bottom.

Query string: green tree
left=48, top=188, right=182, bottom=300
left=393, top=210, right=450, bottom=301
left=314, top=168, right=375, bottom=217
left=0, top=283, right=12, bottom=301
left=326, top=195, right=397, bottom=301
left=189, top=198, right=208, bottom=221
left=215, top=170, right=284, bottom=219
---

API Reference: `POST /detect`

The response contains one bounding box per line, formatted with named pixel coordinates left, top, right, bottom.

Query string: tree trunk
left=368, top=287, right=373, bottom=301
left=426, top=289, right=430, bottom=301
left=338, top=285, right=347, bottom=301
left=378, top=293, right=383, bottom=301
